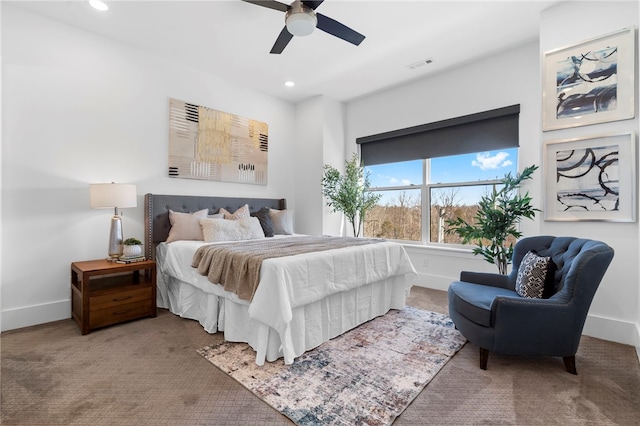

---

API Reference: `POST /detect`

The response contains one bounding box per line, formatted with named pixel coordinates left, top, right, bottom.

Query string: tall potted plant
left=445, top=165, right=538, bottom=274
left=322, top=153, right=381, bottom=237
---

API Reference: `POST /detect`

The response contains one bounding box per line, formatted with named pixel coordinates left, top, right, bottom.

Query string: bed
left=144, top=193, right=417, bottom=365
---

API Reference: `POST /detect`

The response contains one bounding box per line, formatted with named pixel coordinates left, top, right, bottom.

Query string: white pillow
left=219, top=204, right=250, bottom=220
left=166, top=209, right=209, bottom=243
left=269, top=209, right=294, bottom=235
left=200, top=217, right=265, bottom=242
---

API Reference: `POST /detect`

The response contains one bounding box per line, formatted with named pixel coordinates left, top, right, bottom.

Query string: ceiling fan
left=242, top=0, right=366, bottom=54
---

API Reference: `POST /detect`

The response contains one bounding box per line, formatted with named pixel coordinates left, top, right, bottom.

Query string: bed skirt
left=158, top=272, right=410, bottom=365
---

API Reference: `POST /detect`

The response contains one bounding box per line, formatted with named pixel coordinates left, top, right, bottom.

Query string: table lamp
left=90, top=183, right=137, bottom=259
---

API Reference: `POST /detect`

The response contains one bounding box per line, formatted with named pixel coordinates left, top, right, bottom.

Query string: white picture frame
left=543, top=132, right=636, bottom=222
left=542, top=27, right=635, bottom=131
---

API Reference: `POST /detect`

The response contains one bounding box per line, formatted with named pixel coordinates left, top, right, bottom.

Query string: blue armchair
left=448, top=236, right=614, bottom=374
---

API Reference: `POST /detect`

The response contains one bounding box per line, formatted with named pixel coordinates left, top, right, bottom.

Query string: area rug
left=197, top=307, right=466, bottom=425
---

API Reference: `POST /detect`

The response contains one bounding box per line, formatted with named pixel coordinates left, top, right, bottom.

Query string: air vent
left=406, top=58, right=434, bottom=70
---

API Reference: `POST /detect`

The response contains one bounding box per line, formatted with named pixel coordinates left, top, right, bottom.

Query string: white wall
left=1, top=5, right=296, bottom=331
left=539, top=0, right=640, bottom=354
left=344, top=2, right=639, bottom=347
left=294, top=96, right=345, bottom=236
left=294, top=97, right=324, bottom=235
left=322, top=97, right=346, bottom=236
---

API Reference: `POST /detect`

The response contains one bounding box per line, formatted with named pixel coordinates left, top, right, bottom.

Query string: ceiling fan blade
left=241, top=0, right=289, bottom=13
left=270, top=27, right=294, bottom=54
left=316, top=13, right=365, bottom=46
left=302, top=0, right=324, bottom=10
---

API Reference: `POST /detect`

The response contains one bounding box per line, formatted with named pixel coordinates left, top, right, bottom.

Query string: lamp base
left=108, top=214, right=123, bottom=259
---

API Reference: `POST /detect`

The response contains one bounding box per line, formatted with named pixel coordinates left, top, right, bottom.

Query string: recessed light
left=89, top=0, right=109, bottom=11
left=284, top=81, right=295, bottom=87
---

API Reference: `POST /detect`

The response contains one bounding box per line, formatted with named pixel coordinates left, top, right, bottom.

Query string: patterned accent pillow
left=200, top=217, right=265, bottom=242
left=515, top=251, right=556, bottom=299
left=251, top=207, right=275, bottom=237
left=219, top=204, right=250, bottom=220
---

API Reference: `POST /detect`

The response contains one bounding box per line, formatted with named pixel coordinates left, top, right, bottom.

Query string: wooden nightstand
left=71, top=259, right=156, bottom=335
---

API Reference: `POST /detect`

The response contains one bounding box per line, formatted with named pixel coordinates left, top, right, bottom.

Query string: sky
left=366, top=148, right=519, bottom=206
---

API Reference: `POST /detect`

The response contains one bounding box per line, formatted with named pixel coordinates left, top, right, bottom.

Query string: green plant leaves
left=445, top=164, right=539, bottom=274
left=322, top=153, right=381, bottom=237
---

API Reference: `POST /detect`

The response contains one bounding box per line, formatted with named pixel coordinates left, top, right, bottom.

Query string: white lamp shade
left=90, top=183, right=137, bottom=209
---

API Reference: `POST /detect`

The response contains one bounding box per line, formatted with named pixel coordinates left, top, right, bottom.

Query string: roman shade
left=356, top=105, right=520, bottom=166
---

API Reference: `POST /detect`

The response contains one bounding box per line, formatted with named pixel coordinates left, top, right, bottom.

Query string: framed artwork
left=543, top=132, right=636, bottom=222
left=168, top=98, right=268, bottom=185
left=542, top=26, right=635, bottom=131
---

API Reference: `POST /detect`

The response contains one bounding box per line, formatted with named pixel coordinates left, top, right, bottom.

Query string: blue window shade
left=356, top=105, right=520, bottom=166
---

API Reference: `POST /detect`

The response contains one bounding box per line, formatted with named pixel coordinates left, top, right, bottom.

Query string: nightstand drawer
left=89, top=300, right=154, bottom=329
left=90, top=287, right=152, bottom=311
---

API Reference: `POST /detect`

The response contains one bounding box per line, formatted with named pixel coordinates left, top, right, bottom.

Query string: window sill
left=399, top=242, right=485, bottom=261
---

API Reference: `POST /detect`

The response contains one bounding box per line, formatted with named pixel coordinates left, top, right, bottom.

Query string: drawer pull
left=113, top=309, right=132, bottom=315
left=113, top=296, right=133, bottom=302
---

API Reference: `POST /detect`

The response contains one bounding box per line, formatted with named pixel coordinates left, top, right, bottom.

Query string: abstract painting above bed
left=168, top=98, right=268, bottom=185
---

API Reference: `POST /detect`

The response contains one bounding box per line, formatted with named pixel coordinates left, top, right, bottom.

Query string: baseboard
left=635, top=324, right=640, bottom=365
left=412, top=272, right=454, bottom=292
left=1, top=299, right=70, bottom=332
left=582, top=314, right=639, bottom=347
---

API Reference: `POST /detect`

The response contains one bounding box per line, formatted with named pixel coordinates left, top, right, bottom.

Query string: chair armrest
left=460, top=271, right=511, bottom=289
left=491, top=297, right=581, bottom=356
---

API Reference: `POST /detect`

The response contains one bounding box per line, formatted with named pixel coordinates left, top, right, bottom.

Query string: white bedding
left=156, top=236, right=417, bottom=365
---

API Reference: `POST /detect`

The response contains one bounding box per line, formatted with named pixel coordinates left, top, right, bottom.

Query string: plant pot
left=122, top=244, right=143, bottom=257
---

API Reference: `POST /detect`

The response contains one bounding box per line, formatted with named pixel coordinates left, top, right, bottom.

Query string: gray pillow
left=251, top=207, right=275, bottom=237
left=269, top=209, right=294, bottom=235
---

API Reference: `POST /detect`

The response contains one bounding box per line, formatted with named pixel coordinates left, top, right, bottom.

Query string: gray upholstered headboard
left=144, top=193, right=287, bottom=260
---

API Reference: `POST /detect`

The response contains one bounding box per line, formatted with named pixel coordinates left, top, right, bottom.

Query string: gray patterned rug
left=197, top=307, right=466, bottom=425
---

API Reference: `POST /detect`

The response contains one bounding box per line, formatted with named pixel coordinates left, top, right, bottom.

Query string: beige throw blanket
left=191, top=236, right=382, bottom=301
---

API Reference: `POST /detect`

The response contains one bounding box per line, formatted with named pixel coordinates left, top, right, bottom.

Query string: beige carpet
left=198, top=308, right=466, bottom=425
left=2, top=286, right=640, bottom=425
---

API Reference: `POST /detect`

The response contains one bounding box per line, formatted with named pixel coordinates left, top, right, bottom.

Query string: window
left=358, top=105, right=520, bottom=245
left=363, top=148, right=518, bottom=244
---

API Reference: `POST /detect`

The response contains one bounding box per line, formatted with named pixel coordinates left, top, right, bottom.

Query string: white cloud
left=376, top=174, right=411, bottom=186
left=471, top=152, right=512, bottom=171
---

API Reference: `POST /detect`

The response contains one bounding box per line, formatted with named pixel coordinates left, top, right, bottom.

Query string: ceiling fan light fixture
left=285, top=4, right=317, bottom=37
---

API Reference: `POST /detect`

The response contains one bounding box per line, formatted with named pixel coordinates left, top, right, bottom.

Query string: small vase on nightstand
left=122, top=238, right=143, bottom=258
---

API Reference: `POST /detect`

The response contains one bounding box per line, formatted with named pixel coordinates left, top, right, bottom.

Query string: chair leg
left=479, top=347, right=489, bottom=370
left=563, top=356, right=577, bottom=375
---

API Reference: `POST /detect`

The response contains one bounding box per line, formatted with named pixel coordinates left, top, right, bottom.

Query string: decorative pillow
left=200, top=217, right=265, bottom=242
left=251, top=207, right=275, bottom=237
left=219, top=204, right=250, bottom=220
left=269, top=208, right=294, bottom=235
left=207, top=213, right=224, bottom=219
left=166, top=209, right=209, bottom=243
left=515, top=251, right=557, bottom=299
